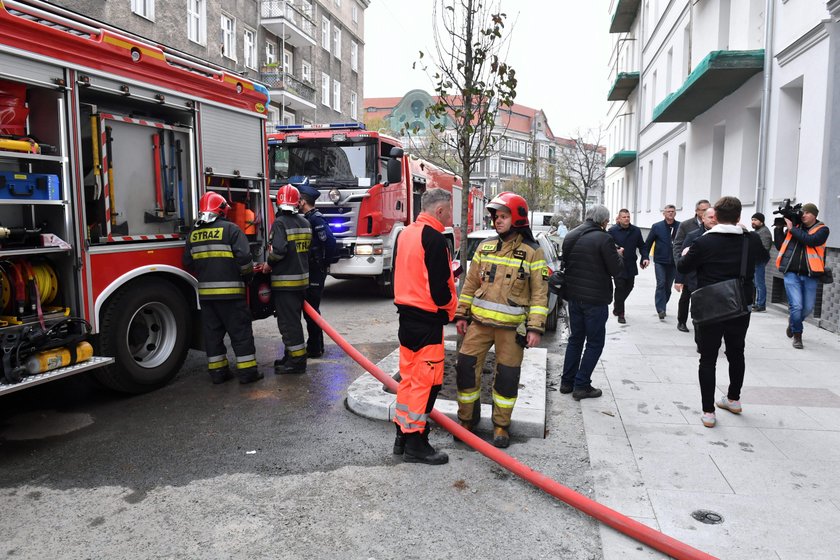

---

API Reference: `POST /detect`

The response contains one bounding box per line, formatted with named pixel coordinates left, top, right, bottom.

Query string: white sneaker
left=701, top=412, right=716, bottom=428
left=716, top=396, right=742, bottom=414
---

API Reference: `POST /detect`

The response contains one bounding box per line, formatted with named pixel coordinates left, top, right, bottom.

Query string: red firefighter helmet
left=487, top=191, right=529, bottom=227
left=196, top=192, right=229, bottom=224
left=276, top=184, right=301, bottom=212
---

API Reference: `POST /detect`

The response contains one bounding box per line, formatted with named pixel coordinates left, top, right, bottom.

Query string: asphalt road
left=0, top=277, right=602, bottom=559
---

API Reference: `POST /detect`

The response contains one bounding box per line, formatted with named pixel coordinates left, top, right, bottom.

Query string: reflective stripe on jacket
left=183, top=218, right=253, bottom=300
left=776, top=222, right=827, bottom=274
left=268, top=212, right=311, bottom=291
left=455, top=232, right=549, bottom=333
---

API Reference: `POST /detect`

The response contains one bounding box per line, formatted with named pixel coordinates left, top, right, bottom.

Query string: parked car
left=462, top=229, right=563, bottom=332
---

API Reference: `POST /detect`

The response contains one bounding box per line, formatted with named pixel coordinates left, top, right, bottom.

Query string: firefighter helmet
left=487, top=191, right=529, bottom=227
left=196, top=192, right=229, bottom=224
left=276, top=184, right=301, bottom=212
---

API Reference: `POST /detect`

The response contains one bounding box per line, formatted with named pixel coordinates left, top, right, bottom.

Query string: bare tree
left=416, top=0, right=517, bottom=275
left=556, top=128, right=606, bottom=220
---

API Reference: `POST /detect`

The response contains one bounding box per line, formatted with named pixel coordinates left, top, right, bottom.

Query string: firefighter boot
left=454, top=402, right=480, bottom=442
left=492, top=426, right=510, bottom=449
left=210, top=367, right=234, bottom=385
left=403, top=431, right=448, bottom=465
left=278, top=359, right=307, bottom=374
left=393, top=423, right=406, bottom=455
left=238, top=367, right=264, bottom=385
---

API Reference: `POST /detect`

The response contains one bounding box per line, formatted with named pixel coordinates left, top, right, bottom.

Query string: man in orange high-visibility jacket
left=392, top=188, right=457, bottom=465
left=776, top=202, right=830, bottom=349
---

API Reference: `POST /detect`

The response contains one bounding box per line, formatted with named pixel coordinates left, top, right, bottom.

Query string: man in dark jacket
left=643, top=204, right=680, bottom=319
left=561, top=205, right=623, bottom=400
left=672, top=200, right=710, bottom=332
left=184, top=192, right=261, bottom=385
left=608, top=208, right=648, bottom=324
left=677, top=196, right=763, bottom=428
left=750, top=212, right=773, bottom=312
left=297, top=183, right=338, bottom=358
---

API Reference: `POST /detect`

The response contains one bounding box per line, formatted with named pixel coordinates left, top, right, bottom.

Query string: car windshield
left=269, top=140, right=378, bottom=186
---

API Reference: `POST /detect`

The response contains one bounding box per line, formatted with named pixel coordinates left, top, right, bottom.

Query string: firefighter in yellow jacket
left=455, top=192, right=549, bottom=448
left=392, top=188, right=457, bottom=465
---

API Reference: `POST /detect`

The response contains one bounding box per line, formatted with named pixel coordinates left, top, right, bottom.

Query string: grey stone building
left=49, top=0, right=367, bottom=128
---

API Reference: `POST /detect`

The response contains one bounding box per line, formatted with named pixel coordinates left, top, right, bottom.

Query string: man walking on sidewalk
left=561, top=205, right=623, bottom=400
left=643, top=205, right=680, bottom=319
left=750, top=212, right=773, bottom=312
left=608, top=209, right=648, bottom=324
left=392, top=188, right=457, bottom=465
left=776, top=203, right=830, bottom=349
left=672, top=200, right=710, bottom=332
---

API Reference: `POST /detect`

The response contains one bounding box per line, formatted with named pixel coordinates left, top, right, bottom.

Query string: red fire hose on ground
left=303, top=302, right=717, bottom=560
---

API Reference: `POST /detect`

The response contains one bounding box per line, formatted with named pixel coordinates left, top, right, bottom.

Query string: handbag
left=820, top=267, right=834, bottom=285
left=548, top=229, right=596, bottom=300
left=690, top=236, right=750, bottom=326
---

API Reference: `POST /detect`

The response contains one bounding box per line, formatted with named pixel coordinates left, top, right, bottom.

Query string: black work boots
left=401, top=429, right=448, bottom=465
left=393, top=424, right=406, bottom=455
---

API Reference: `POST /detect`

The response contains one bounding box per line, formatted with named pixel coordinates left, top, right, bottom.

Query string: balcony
left=261, top=1, right=316, bottom=49
left=605, top=150, right=637, bottom=168
left=608, top=71, right=640, bottom=101
left=259, top=70, right=316, bottom=111
left=652, top=50, right=764, bottom=123
left=609, top=0, right=641, bottom=34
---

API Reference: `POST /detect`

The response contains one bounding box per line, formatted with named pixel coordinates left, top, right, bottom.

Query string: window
left=283, top=49, right=293, bottom=73
left=333, top=26, right=342, bottom=58
left=243, top=28, right=256, bottom=69
left=302, top=62, right=312, bottom=83
left=221, top=14, right=236, bottom=60
left=265, top=41, right=276, bottom=65
left=333, top=79, right=341, bottom=111
left=351, top=41, right=358, bottom=71
left=352, top=3, right=358, bottom=23
left=321, top=73, right=330, bottom=106
left=187, top=0, right=205, bottom=45
left=322, top=16, right=330, bottom=51
left=350, top=91, right=358, bottom=120
left=131, top=0, right=154, bottom=20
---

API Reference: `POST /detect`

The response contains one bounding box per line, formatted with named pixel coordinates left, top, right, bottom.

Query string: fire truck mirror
left=387, top=157, right=402, bottom=185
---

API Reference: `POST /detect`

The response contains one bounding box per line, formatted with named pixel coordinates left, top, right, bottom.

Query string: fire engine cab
left=0, top=0, right=270, bottom=395
left=267, top=123, right=484, bottom=296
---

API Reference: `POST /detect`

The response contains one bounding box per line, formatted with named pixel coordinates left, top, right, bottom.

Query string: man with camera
left=776, top=202, right=830, bottom=349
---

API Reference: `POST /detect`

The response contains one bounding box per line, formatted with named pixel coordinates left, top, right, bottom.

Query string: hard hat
left=196, top=192, right=229, bottom=224
left=487, top=191, right=529, bottom=227
left=276, top=184, right=301, bottom=212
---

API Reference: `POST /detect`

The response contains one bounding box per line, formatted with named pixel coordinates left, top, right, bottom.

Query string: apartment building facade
left=363, top=90, right=585, bottom=207
left=605, top=0, right=840, bottom=332
left=49, top=0, right=366, bottom=129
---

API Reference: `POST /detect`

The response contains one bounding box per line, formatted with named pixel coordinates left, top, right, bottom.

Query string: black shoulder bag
left=548, top=229, right=594, bottom=300
left=690, top=236, right=750, bottom=326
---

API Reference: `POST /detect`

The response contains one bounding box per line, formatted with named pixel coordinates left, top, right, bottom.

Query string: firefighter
left=296, top=183, right=338, bottom=358
left=263, top=185, right=312, bottom=374
left=454, top=192, right=549, bottom=448
left=183, top=192, right=262, bottom=384
left=392, top=188, right=457, bottom=465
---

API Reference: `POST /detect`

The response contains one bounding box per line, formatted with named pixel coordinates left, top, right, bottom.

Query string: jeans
left=562, top=300, right=608, bottom=389
left=783, top=272, right=818, bottom=334
left=654, top=263, right=676, bottom=313
left=613, top=276, right=635, bottom=316
left=754, top=261, right=768, bottom=307
left=696, top=314, right=751, bottom=412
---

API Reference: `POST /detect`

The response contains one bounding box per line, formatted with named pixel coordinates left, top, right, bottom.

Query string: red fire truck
left=0, top=0, right=271, bottom=396
left=267, top=123, right=485, bottom=296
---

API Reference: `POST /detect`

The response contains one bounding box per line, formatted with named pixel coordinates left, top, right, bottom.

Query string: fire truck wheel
left=95, top=279, right=190, bottom=393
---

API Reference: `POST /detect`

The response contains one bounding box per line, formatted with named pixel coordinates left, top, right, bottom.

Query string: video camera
left=773, top=199, right=803, bottom=227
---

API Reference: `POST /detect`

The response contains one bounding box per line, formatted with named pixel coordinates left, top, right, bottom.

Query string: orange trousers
left=393, top=341, right=444, bottom=434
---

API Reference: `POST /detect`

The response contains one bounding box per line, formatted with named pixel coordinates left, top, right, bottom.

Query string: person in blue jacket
left=643, top=204, right=680, bottom=319
left=297, top=183, right=338, bottom=358
left=608, top=209, right=649, bottom=323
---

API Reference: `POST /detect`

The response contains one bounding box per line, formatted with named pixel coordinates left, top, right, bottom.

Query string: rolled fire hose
left=303, top=301, right=717, bottom=560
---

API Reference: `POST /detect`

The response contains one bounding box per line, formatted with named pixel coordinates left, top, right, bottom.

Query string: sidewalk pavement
left=585, top=270, right=840, bottom=559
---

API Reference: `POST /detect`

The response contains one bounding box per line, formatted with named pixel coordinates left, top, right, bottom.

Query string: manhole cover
left=691, top=509, right=724, bottom=524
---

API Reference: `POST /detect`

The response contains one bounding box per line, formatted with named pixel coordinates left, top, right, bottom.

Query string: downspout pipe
left=305, top=301, right=718, bottom=560
left=756, top=0, right=775, bottom=212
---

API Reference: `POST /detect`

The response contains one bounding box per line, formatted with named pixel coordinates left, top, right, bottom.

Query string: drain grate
left=691, top=509, right=724, bottom=524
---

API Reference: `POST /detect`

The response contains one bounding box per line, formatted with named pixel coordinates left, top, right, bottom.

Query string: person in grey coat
left=750, top=212, right=773, bottom=311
